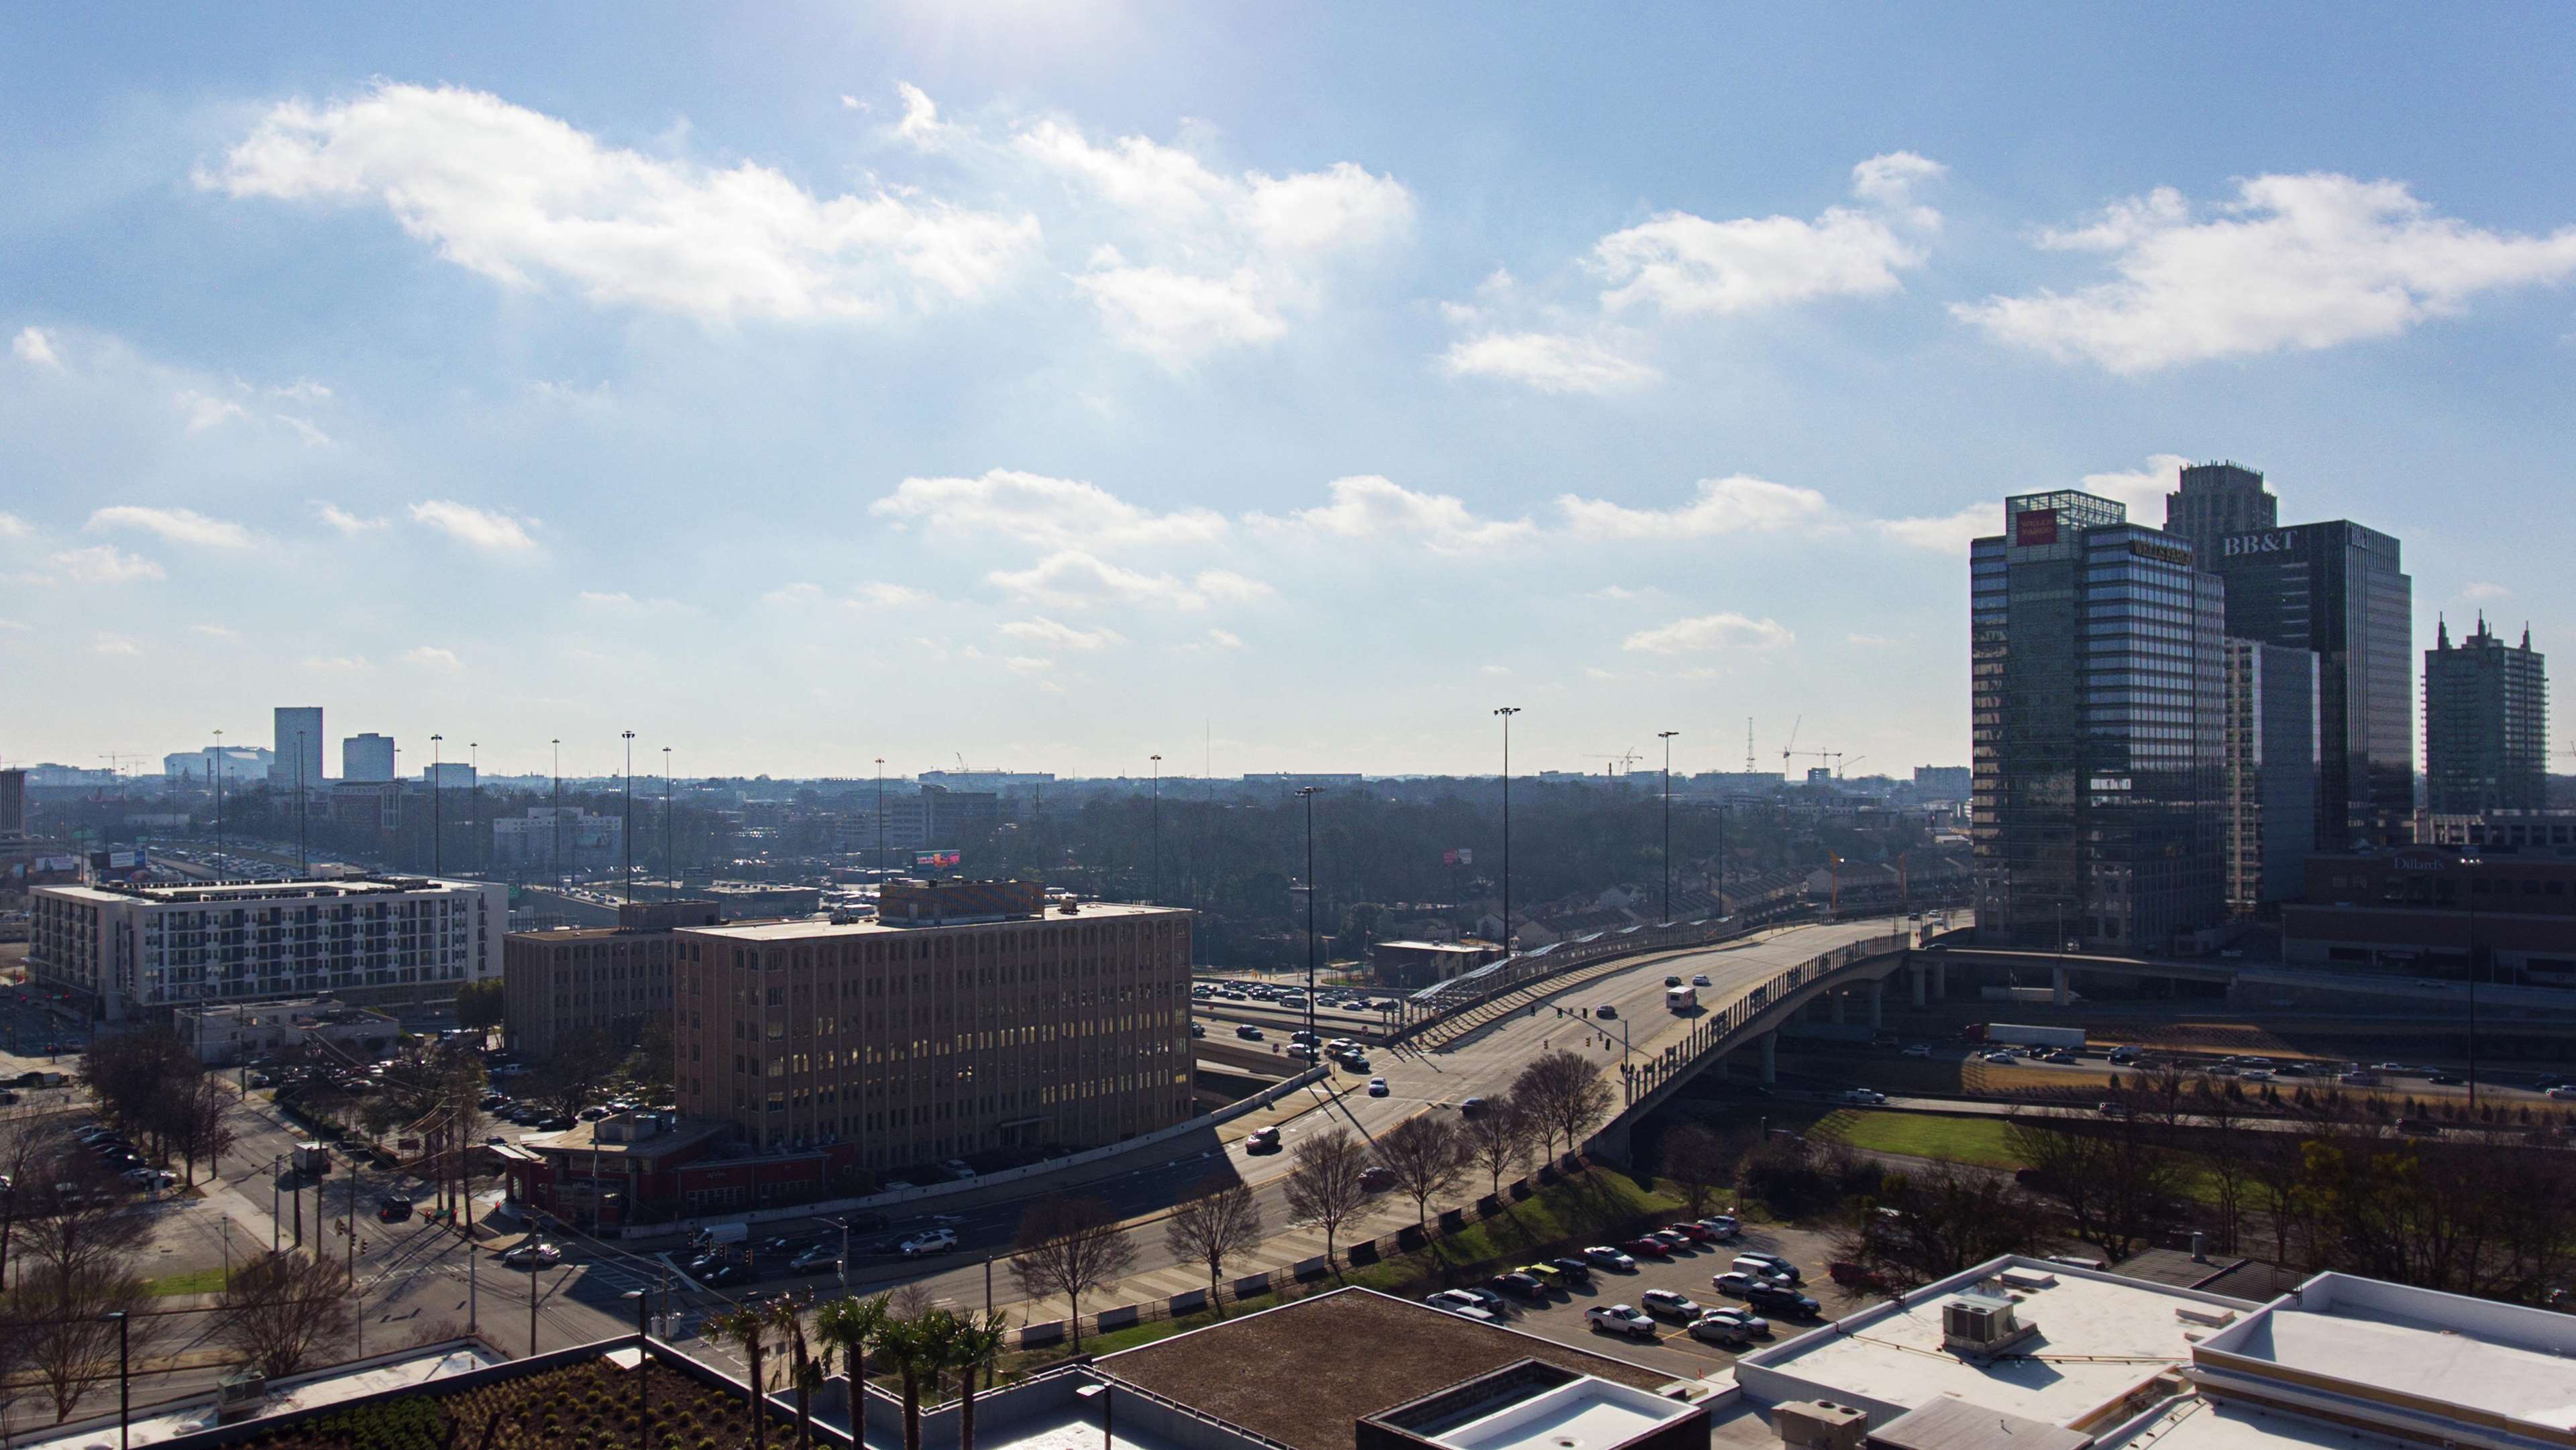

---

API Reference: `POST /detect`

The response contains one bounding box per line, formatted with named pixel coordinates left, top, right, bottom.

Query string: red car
left=1624, top=1236, right=1670, bottom=1258
left=1668, top=1222, right=1714, bottom=1243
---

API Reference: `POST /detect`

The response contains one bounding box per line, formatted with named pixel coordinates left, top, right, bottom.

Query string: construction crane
left=1778, top=716, right=1803, bottom=771
left=1589, top=750, right=1644, bottom=777
left=96, top=752, right=144, bottom=777
left=1745, top=718, right=1756, bottom=774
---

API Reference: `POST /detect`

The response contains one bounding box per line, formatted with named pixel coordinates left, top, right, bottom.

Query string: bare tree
left=1659, top=1123, right=1735, bottom=1217
left=215, top=1250, right=353, bottom=1378
left=16, top=1166, right=152, bottom=1294
left=1282, top=1127, right=1377, bottom=1272
left=1830, top=1162, right=2057, bottom=1292
left=12, top=1263, right=150, bottom=1424
left=171, top=1076, right=241, bottom=1187
left=1377, top=1114, right=1465, bottom=1231
left=1512, top=1052, right=1614, bottom=1162
left=0, top=1113, right=66, bottom=1290
left=1006, top=1196, right=1136, bottom=1350
left=1462, top=1099, right=1535, bottom=1200
left=1162, top=1176, right=1265, bottom=1315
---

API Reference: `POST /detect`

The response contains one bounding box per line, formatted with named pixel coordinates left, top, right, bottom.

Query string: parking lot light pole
left=104, top=1310, right=128, bottom=1450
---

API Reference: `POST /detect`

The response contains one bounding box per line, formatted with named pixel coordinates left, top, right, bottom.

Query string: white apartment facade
left=26, top=876, right=506, bottom=1022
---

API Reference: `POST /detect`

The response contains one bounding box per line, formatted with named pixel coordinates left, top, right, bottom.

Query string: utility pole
left=1493, top=708, right=1519, bottom=952
left=2465, top=851, right=2481, bottom=1108
left=430, top=734, right=444, bottom=875
left=1658, top=730, right=1678, bottom=924
left=1150, top=755, right=1162, bottom=905
left=621, top=730, right=637, bottom=902
left=663, top=746, right=674, bottom=883
left=1297, top=787, right=1322, bottom=1048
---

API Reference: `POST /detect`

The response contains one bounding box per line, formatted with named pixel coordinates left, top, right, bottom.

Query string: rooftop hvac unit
left=1941, top=1297, right=2039, bottom=1360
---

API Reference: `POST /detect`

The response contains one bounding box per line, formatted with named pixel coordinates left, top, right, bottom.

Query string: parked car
left=1837, top=1088, right=1887, bottom=1105
left=1688, top=1315, right=1752, bottom=1347
left=1368, top=1077, right=1389, bottom=1097
left=1640, top=1289, right=1704, bottom=1321
left=1585, top=1304, right=1658, bottom=1339
left=1732, top=1251, right=1801, bottom=1282
left=1743, top=1282, right=1821, bottom=1317
left=1647, top=1230, right=1690, bottom=1251
left=1696, top=1306, right=1769, bottom=1337
left=1424, top=1290, right=1496, bottom=1323
left=1546, top=1256, right=1594, bottom=1285
left=1695, top=1215, right=1740, bottom=1240
left=1712, top=1271, right=1764, bottom=1297
left=898, top=1229, right=959, bottom=1256
left=1491, top=1272, right=1548, bottom=1300
left=1666, top=1221, right=1713, bottom=1243
left=1584, top=1245, right=1635, bottom=1270
left=1519, top=1262, right=1564, bottom=1289
left=1623, top=1237, right=1670, bottom=1258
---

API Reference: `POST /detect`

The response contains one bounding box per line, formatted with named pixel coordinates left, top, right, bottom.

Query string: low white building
left=172, top=997, right=402, bottom=1066
left=490, top=807, right=624, bottom=873
left=26, top=875, right=505, bottom=1021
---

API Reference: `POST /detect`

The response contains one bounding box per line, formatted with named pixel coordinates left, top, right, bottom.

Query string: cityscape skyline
left=5, top=5, right=2574, bottom=777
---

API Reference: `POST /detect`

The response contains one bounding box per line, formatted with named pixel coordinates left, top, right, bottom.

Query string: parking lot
left=1423, top=1219, right=1860, bottom=1380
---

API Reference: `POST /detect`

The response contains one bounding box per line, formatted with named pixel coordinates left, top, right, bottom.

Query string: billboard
left=2014, top=507, right=2059, bottom=546
left=913, top=850, right=961, bottom=869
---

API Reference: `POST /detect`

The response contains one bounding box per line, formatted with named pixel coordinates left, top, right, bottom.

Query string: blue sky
left=4, top=3, right=2571, bottom=781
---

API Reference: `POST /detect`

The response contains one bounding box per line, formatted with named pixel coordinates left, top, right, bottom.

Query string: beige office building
left=672, top=879, right=1194, bottom=1168
left=502, top=899, right=717, bottom=1058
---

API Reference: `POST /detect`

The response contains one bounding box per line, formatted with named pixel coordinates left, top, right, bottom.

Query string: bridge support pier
left=1829, top=989, right=1844, bottom=1025
left=1759, top=1031, right=1776, bottom=1084
left=1933, top=962, right=1946, bottom=1001
left=2052, top=966, right=2070, bottom=1007
left=1868, top=979, right=1883, bottom=1029
left=1911, top=963, right=1927, bottom=1009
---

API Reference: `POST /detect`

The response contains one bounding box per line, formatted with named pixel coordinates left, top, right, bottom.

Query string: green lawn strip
left=1813, top=1109, right=2226, bottom=1205
left=146, top=1267, right=230, bottom=1296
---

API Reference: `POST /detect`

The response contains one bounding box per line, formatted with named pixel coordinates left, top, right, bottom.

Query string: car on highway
left=1424, top=1290, right=1497, bottom=1323
left=501, top=1241, right=562, bottom=1268
left=1981, top=1050, right=2018, bottom=1064
left=2428, top=1074, right=2465, bottom=1086
left=1623, top=1236, right=1670, bottom=1258
left=1595, top=1004, right=1617, bottom=1019
left=1640, top=1288, right=1704, bottom=1321
left=1235, top=1025, right=1265, bottom=1040
left=2548, top=1086, right=2576, bottom=1101
left=1900, top=1043, right=1931, bottom=1058
left=698, top=1260, right=755, bottom=1287
left=1837, top=1088, right=1888, bottom=1105
left=898, top=1229, right=959, bottom=1256
left=1743, top=1282, right=1821, bottom=1317
left=757, top=1236, right=797, bottom=1257
left=377, top=1194, right=413, bottom=1223
left=1583, top=1245, right=1635, bottom=1270
left=1247, top=1127, right=1283, bottom=1153
left=1546, top=1256, right=1594, bottom=1285
left=790, top=1245, right=839, bottom=1274
left=1696, top=1306, right=1769, bottom=1337
left=1664, top=976, right=1683, bottom=988
left=944, top=1159, right=977, bottom=1180
left=1585, top=1304, right=1658, bottom=1339
left=1459, top=1095, right=1489, bottom=1115
left=1490, top=1272, right=1548, bottom=1300
left=1368, top=1077, right=1389, bottom=1097
left=2042, top=1049, right=2079, bottom=1064
left=1341, top=1055, right=1371, bottom=1072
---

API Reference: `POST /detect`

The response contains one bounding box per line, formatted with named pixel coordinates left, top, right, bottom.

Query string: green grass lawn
left=145, top=1267, right=231, bottom=1296
left=1810, top=1109, right=2025, bottom=1169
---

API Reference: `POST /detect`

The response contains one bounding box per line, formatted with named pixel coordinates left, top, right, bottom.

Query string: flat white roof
left=688, top=901, right=1182, bottom=940
left=2096, top=1394, right=2416, bottom=1450
left=1432, top=1378, right=1693, bottom=1450
left=2193, top=1272, right=2576, bottom=1437
left=19, top=1344, right=504, bottom=1450
left=1735, top=1257, right=2258, bottom=1430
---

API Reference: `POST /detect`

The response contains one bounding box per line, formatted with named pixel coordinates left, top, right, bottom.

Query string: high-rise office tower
left=2163, top=461, right=2277, bottom=557
left=2170, top=473, right=2413, bottom=851
left=2221, top=638, right=2320, bottom=913
left=1972, top=490, right=2229, bottom=952
left=342, top=733, right=396, bottom=783
left=273, top=707, right=325, bottom=790
left=2424, top=616, right=2548, bottom=814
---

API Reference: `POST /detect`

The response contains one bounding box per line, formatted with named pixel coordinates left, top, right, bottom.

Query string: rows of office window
left=2327, top=873, right=2574, bottom=904
left=698, top=1016, right=1185, bottom=1066
left=138, top=966, right=468, bottom=1001
left=678, top=919, right=1187, bottom=973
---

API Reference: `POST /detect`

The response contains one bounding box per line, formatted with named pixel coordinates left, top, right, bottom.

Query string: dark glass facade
left=2194, top=522, right=2412, bottom=850
left=2424, top=617, right=2548, bottom=814
left=1973, top=492, right=2228, bottom=952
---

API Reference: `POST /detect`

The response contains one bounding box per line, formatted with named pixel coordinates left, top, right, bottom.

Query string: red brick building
left=2282, top=848, right=2576, bottom=986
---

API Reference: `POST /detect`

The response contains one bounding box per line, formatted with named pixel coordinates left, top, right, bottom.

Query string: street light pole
left=621, top=730, right=637, bottom=902
left=1493, top=708, right=1519, bottom=952
left=2465, top=852, right=2481, bottom=1109
left=1657, top=730, right=1678, bottom=924
left=430, top=734, right=444, bottom=875
left=1297, top=787, right=1322, bottom=1048
left=873, top=758, right=885, bottom=876
left=212, top=728, right=225, bottom=858
left=1150, top=755, right=1162, bottom=905
left=663, top=747, right=674, bottom=884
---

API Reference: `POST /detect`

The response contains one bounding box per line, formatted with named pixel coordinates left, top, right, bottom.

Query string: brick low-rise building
left=2281, top=848, right=2576, bottom=987
left=675, top=879, right=1195, bottom=1171
left=500, top=899, right=718, bottom=1058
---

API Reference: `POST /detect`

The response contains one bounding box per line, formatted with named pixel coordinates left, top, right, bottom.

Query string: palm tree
left=710, top=1308, right=769, bottom=1450
left=764, top=1292, right=818, bottom=1450
left=814, top=1292, right=892, bottom=1386
left=947, top=1311, right=1011, bottom=1450
left=875, top=1311, right=953, bottom=1450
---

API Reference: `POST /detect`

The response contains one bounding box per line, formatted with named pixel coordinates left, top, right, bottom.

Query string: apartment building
left=28, top=875, right=506, bottom=1021
left=673, top=879, right=1194, bottom=1170
left=502, top=899, right=717, bottom=1057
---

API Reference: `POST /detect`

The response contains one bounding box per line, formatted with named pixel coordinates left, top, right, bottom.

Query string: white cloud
left=409, top=499, right=539, bottom=554
left=48, top=545, right=164, bottom=584
left=1013, top=111, right=1411, bottom=363
left=87, top=505, right=253, bottom=549
left=206, top=81, right=1043, bottom=323
left=2076, top=453, right=2189, bottom=518
left=191, top=624, right=239, bottom=640
left=1440, top=331, right=1660, bottom=394
left=871, top=468, right=1226, bottom=549
left=11, top=327, right=59, bottom=368
left=1593, top=152, right=1941, bottom=316
left=761, top=582, right=824, bottom=607
left=301, top=655, right=372, bottom=671
left=1847, top=632, right=1898, bottom=647
left=2462, top=581, right=2511, bottom=600
left=848, top=581, right=933, bottom=608
left=894, top=82, right=949, bottom=147
left=578, top=590, right=695, bottom=616
left=1558, top=475, right=1828, bottom=539
left=1250, top=476, right=1536, bottom=555
left=0, top=513, right=29, bottom=540
left=182, top=391, right=251, bottom=431
left=1004, top=656, right=1055, bottom=674
left=1585, top=585, right=1648, bottom=602
left=315, top=503, right=388, bottom=533
left=1000, top=616, right=1125, bottom=651
left=1206, top=628, right=1244, bottom=650
left=402, top=645, right=462, bottom=669
left=270, top=379, right=333, bottom=403
left=988, top=550, right=1269, bottom=611
left=1872, top=504, right=1999, bottom=552
left=276, top=414, right=333, bottom=447
left=1955, top=173, right=2576, bottom=371
left=93, top=634, right=141, bottom=657
left=0, top=619, right=28, bottom=632
left=1622, top=612, right=1794, bottom=653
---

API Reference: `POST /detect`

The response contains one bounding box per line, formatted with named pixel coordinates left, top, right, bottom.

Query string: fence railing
left=1614, top=932, right=1911, bottom=1106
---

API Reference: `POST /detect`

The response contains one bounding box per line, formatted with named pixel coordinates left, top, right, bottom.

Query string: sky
left=4, top=3, right=2573, bottom=783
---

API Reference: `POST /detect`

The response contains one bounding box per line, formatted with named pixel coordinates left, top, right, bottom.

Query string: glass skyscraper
left=1972, top=491, right=2228, bottom=952
left=2424, top=615, right=2548, bottom=814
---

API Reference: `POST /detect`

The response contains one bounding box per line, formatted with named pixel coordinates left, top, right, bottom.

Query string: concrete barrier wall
left=1097, top=1304, right=1140, bottom=1331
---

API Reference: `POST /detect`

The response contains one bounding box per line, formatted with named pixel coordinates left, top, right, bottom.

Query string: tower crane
left=1778, top=716, right=1803, bottom=771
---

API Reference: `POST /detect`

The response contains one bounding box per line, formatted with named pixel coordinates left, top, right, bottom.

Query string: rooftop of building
left=1735, top=1257, right=2259, bottom=1431
left=38, top=875, right=484, bottom=905
left=686, top=899, right=1185, bottom=940
left=2094, top=1394, right=2416, bottom=1450
left=18, top=1341, right=507, bottom=1450
left=2192, top=1271, right=2576, bottom=1439
left=1373, top=939, right=1499, bottom=954
left=514, top=1113, right=729, bottom=1160
left=1094, top=1288, right=1685, bottom=1450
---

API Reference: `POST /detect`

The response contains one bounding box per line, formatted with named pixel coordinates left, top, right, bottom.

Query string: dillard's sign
left=2220, top=531, right=2303, bottom=557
